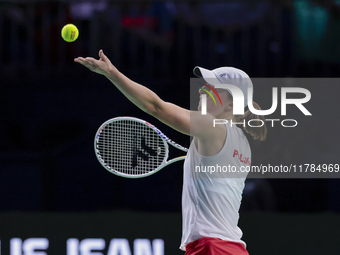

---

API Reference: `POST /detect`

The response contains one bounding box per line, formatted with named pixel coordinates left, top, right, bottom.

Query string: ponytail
left=235, top=101, right=267, bottom=141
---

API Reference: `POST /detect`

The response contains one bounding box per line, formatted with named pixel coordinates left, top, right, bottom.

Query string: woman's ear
left=223, top=91, right=233, bottom=111
left=224, top=101, right=233, bottom=111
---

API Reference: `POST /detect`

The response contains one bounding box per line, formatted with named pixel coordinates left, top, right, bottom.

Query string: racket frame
left=94, top=116, right=187, bottom=178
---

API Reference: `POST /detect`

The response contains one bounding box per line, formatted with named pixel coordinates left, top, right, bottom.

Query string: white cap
left=193, top=66, right=253, bottom=108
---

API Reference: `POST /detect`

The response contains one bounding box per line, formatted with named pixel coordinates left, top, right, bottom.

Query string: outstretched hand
left=74, top=50, right=116, bottom=77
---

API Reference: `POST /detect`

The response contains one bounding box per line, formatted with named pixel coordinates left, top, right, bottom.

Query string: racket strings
left=97, top=120, right=167, bottom=176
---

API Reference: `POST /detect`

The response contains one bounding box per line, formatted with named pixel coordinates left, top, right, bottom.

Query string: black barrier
left=0, top=211, right=340, bottom=255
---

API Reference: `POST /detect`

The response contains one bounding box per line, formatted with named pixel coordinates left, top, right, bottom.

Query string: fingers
left=99, top=49, right=110, bottom=62
left=74, top=51, right=108, bottom=64
left=74, top=57, right=96, bottom=63
left=74, top=51, right=111, bottom=74
left=86, top=57, right=97, bottom=66
left=74, top=57, right=96, bottom=71
left=74, top=57, right=85, bottom=62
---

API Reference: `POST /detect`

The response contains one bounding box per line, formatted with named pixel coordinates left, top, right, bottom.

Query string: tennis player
left=75, top=50, right=267, bottom=255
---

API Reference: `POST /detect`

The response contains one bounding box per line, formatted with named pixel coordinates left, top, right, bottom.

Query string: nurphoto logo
left=201, top=84, right=312, bottom=128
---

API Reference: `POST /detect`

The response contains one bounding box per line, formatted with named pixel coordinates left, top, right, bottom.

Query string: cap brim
left=193, top=66, right=221, bottom=86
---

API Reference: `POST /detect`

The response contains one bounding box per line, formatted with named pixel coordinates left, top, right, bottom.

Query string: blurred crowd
left=1, top=0, right=340, bottom=213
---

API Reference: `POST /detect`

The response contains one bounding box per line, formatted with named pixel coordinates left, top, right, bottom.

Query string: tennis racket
left=94, top=116, right=188, bottom=178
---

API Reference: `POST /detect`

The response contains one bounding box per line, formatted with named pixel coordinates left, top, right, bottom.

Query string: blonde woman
left=75, top=50, right=266, bottom=255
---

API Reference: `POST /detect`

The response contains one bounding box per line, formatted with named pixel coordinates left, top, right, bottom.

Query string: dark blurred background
left=2, top=1, right=340, bottom=254
left=1, top=0, right=340, bottom=226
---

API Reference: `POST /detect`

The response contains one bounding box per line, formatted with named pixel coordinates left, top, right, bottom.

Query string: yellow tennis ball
left=61, top=24, right=79, bottom=42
